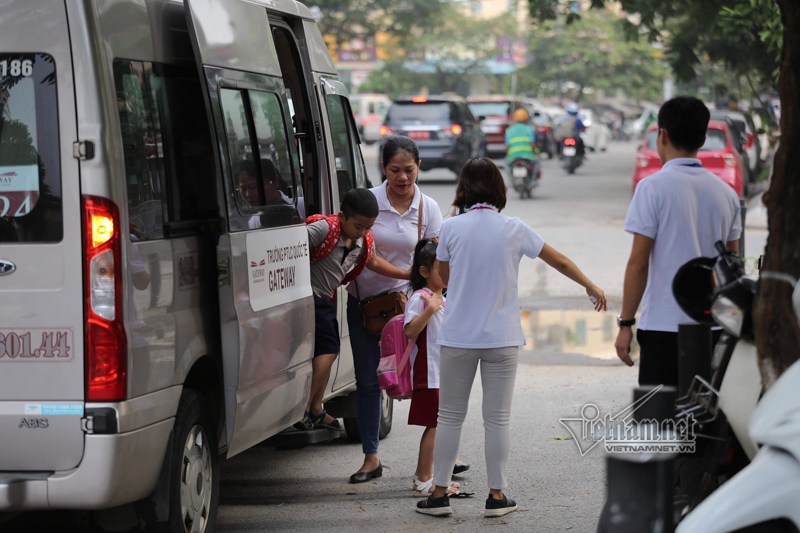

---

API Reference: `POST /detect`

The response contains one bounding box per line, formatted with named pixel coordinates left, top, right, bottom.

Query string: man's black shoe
left=416, top=494, right=453, bottom=516
left=484, top=494, right=517, bottom=517
left=348, top=463, right=382, bottom=484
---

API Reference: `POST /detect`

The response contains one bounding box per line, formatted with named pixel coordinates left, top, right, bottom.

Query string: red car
left=467, top=95, right=527, bottom=157
left=633, top=121, right=746, bottom=197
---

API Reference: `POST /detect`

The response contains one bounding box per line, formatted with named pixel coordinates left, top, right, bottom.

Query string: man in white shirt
left=615, top=96, right=742, bottom=387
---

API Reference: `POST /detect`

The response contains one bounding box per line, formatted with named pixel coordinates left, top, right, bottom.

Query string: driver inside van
left=235, top=159, right=295, bottom=229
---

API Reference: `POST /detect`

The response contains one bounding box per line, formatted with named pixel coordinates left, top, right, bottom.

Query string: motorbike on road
left=509, top=158, right=540, bottom=199
left=561, top=137, right=582, bottom=174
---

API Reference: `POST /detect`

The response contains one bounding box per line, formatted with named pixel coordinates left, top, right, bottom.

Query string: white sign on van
left=0, top=165, right=39, bottom=217
left=246, top=226, right=311, bottom=312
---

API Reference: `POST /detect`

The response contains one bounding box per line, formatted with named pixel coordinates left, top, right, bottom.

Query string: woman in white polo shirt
left=345, top=136, right=443, bottom=484
left=415, top=158, right=607, bottom=518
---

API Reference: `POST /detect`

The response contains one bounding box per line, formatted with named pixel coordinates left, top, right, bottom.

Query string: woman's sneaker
left=484, top=494, right=517, bottom=517
left=416, top=494, right=453, bottom=516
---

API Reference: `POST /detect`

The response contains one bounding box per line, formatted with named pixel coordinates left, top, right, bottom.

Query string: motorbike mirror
left=795, top=282, right=800, bottom=331
left=673, top=256, right=717, bottom=324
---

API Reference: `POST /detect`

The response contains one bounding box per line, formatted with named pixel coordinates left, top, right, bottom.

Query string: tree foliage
left=358, top=6, right=516, bottom=97
left=309, top=0, right=448, bottom=48
left=528, top=0, right=782, bottom=91
left=522, top=12, right=667, bottom=102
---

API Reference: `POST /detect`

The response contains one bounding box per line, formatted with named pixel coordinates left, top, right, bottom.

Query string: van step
left=261, top=426, right=343, bottom=449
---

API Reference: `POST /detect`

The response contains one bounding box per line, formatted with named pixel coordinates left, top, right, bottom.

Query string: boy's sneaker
left=416, top=494, right=453, bottom=517
left=484, top=494, right=518, bottom=517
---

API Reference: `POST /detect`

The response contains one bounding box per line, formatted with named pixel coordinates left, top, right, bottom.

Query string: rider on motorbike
left=504, top=108, right=540, bottom=174
left=557, top=103, right=586, bottom=158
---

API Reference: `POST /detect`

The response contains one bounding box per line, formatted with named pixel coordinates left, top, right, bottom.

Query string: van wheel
left=170, top=389, right=219, bottom=533
left=343, top=391, right=394, bottom=442
left=343, top=416, right=361, bottom=442
left=379, top=391, right=393, bottom=440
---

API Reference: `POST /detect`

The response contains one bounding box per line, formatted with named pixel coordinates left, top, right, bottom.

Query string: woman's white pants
left=432, top=346, right=519, bottom=491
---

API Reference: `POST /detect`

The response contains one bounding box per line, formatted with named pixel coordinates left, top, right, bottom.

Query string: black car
left=379, top=95, right=486, bottom=177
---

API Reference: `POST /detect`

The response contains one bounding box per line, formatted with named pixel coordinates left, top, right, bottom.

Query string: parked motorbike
left=509, top=158, right=540, bottom=199
left=561, top=137, right=582, bottom=174
left=670, top=241, right=761, bottom=523
left=677, top=340, right=800, bottom=532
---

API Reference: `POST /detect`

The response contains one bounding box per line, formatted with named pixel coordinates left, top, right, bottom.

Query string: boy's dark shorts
left=314, top=295, right=340, bottom=357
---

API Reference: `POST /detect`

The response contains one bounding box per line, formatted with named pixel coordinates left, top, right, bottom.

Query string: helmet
left=672, top=256, right=716, bottom=324
left=566, top=103, right=580, bottom=115
left=513, top=108, right=529, bottom=123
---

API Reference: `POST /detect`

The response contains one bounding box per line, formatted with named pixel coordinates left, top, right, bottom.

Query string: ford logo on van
left=0, top=260, right=16, bottom=276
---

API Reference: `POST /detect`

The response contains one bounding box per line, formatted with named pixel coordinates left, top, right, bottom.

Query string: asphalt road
left=2, top=140, right=767, bottom=533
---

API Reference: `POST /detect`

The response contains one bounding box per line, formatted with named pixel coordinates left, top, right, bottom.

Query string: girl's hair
left=409, top=239, right=438, bottom=291
left=381, top=135, right=420, bottom=171
left=452, top=157, right=507, bottom=213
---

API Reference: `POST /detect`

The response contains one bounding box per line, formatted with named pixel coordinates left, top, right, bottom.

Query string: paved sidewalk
left=217, top=363, right=639, bottom=533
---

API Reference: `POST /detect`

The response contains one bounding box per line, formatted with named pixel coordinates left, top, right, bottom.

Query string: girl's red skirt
left=408, top=388, right=439, bottom=428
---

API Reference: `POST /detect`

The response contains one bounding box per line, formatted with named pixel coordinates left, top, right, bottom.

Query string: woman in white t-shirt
left=346, top=136, right=443, bottom=484
left=416, top=158, right=607, bottom=518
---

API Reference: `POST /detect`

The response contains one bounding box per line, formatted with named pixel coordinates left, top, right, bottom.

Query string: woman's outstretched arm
left=538, top=243, right=607, bottom=311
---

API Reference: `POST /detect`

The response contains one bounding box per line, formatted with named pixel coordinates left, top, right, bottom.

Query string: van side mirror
left=477, top=115, right=486, bottom=122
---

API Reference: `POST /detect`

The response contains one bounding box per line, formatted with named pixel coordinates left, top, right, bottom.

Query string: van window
left=350, top=99, right=361, bottom=115
left=0, top=53, right=62, bottom=243
left=113, top=60, right=217, bottom=240
left=324, top=94, right=367, bottom=201
left=368, top=101, right=375, bottom=114
left=220, top=88, right=298, bottom=229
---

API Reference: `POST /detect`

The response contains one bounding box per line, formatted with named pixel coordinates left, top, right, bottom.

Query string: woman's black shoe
left=484, top=494, right=517, bottom=517
left=349, top=463, right=383, bottom=484
left=416, top=494, right=453, bottom=516
left=453, top=461, right=470, bottom=475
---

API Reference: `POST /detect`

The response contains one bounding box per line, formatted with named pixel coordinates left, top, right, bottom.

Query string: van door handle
left=217, top=259, right=230, bottom=286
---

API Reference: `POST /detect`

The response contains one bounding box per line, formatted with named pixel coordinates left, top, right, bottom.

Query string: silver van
left=0, top=0, right=390, bottom=530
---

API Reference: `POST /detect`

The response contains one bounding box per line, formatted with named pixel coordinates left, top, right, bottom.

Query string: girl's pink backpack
left=376, top=290, right=429, bottom=400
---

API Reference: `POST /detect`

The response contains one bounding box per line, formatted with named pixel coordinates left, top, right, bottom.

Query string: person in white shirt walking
left=614, top=96, right=742, bottom=387
left=416, top=158, right=607, bottom=518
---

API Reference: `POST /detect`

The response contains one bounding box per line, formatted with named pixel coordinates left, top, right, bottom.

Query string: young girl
left=404, top=239, right=461, bottom=497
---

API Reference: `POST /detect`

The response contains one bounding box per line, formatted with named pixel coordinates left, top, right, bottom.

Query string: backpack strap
left=342, top=231, right=374, bottom=285
left=306, top=214, right=341, bottom=263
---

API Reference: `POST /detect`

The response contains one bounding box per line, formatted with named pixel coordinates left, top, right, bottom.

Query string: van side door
left=315, top=77, right=370, bottom=390
left=184, top=0, right=313, bottom=457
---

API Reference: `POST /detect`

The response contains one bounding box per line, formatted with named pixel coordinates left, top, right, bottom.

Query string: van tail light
left=723, top=154, right=737, bottom=167
left=380, top=125, right=394, bottom=136
left=82, top=195, right=126, bottom=402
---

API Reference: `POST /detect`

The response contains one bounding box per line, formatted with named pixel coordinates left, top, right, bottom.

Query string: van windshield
left=0, top=53, right=62, bottom=243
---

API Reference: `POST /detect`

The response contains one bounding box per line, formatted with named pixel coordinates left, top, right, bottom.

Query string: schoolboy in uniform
left=303, top=188, right=409, bottom=429
left=614, top=96, right=742, bottom=387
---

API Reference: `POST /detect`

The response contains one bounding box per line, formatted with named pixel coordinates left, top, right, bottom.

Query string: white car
left=578, top=110, right=610, bottom=152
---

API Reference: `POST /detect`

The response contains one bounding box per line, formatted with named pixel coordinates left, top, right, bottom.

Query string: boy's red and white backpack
left=306, top=213, right=374, bottom=285
left=377, top=289, right=431, bottom=400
